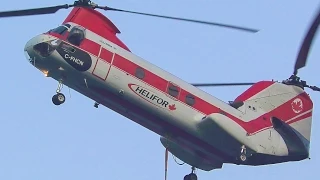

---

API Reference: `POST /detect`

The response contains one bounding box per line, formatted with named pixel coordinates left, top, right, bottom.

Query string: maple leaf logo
left=291, top=98, right=303, bottom=114
left=169, top=104, right=176, bottom=111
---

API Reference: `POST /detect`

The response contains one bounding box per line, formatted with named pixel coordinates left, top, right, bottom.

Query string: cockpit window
left=48, top=24, right=71, bottom=35
left=64, top=24, right=71, bottom=28
left=67, top=26, right=85, bottom=46
left=51, top=26, right=68, bottom=35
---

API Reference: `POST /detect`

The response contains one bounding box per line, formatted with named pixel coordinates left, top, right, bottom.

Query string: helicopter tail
left=234, top=81, right=313, bottom=156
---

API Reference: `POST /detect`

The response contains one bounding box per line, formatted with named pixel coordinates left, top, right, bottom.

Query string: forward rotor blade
left=0, top=4, right=71, bottom=18
left=191, top=82, right=255, bottom=87
left=98, top=6, right=259, bottom=33
left=294, top=6, right=320, bottom=75
left=309, top=85, right=320, bottom=91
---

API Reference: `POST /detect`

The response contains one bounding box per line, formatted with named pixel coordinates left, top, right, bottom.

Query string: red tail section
left=234, top=81, right=313, bottom=144
left=63, top=7, right=130, bottom=51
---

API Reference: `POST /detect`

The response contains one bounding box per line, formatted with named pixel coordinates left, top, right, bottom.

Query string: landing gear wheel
left=189, top=173, right=197, bottom=180
left=184, top=173, right=197, bottom=180
left=238, top=145, right=247, bottom=163
left=240, top=153, right=247, bottom=162
left=52, top=93, right=65, bottom=105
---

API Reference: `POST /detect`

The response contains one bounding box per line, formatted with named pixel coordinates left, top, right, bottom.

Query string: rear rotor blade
left=0, top=4, right=71, bottom=18
left=98, top=6, right=259, bottom=33
left=191, top=82, right=255, bottom=87
left=294, top=6, right=320, bottom=75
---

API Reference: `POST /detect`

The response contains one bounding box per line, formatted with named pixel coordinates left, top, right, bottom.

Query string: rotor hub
left=282, top=75, right=305, bottom=88
left=74, top=0, right=94, bottom=7
left=282, top=75, right=320, bottom=92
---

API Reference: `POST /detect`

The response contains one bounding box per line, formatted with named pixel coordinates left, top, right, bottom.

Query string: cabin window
left=185, top=94, right=195, bottom=106
left=168, top=83, right=179, bottom=97
left=67, top=26, right=85, bottom=46
left=135, top=67, right=145, bottom=79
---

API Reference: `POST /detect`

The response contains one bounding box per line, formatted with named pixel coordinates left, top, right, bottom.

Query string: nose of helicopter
left=24, top=34, right=58, bottom=63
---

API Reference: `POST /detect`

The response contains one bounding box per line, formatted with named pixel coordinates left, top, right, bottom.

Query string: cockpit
left=24, top=23, right=87, bottom=64
left=23, top=22, right=89, bottom=74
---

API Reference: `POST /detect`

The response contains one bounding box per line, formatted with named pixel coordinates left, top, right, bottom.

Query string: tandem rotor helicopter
left=1, top=0, right=320, bottom=179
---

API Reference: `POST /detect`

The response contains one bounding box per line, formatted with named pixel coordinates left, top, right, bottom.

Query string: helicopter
left=1, top=0, right=320, bottom=180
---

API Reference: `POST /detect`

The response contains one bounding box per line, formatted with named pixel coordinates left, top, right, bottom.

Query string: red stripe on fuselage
left=80, top=39, right=100, bottom=56
left=113, top=54, right=169, bottom=92
left=100, top=48, right=113, bottom=63
left=287, top=111, right=312, bottom=124
left=113, top=54, right=137, bottom=76
left=142, top=67, right=167, bottom=93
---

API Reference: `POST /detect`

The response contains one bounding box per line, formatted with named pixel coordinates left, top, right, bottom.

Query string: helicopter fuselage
left=23, top=7, right=313, bottom=170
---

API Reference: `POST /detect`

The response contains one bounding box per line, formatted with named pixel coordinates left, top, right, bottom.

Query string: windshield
left=50, top=24, right=70, bottom=35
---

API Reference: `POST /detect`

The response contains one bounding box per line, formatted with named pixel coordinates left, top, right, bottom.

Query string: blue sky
left=1, top=0, right=319, bottom=179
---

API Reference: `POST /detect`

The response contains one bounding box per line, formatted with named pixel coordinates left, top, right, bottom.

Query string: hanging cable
left=165, top=148, right=169, bottom=180
left=68, top=87, right=71, bottom=98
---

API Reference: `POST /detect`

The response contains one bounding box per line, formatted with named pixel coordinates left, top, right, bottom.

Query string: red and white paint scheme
left=21, top=4, right=319, bottom=179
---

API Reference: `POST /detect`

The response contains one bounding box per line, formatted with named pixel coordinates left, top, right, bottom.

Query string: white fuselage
left=24, top=23, right=312, bottom=169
